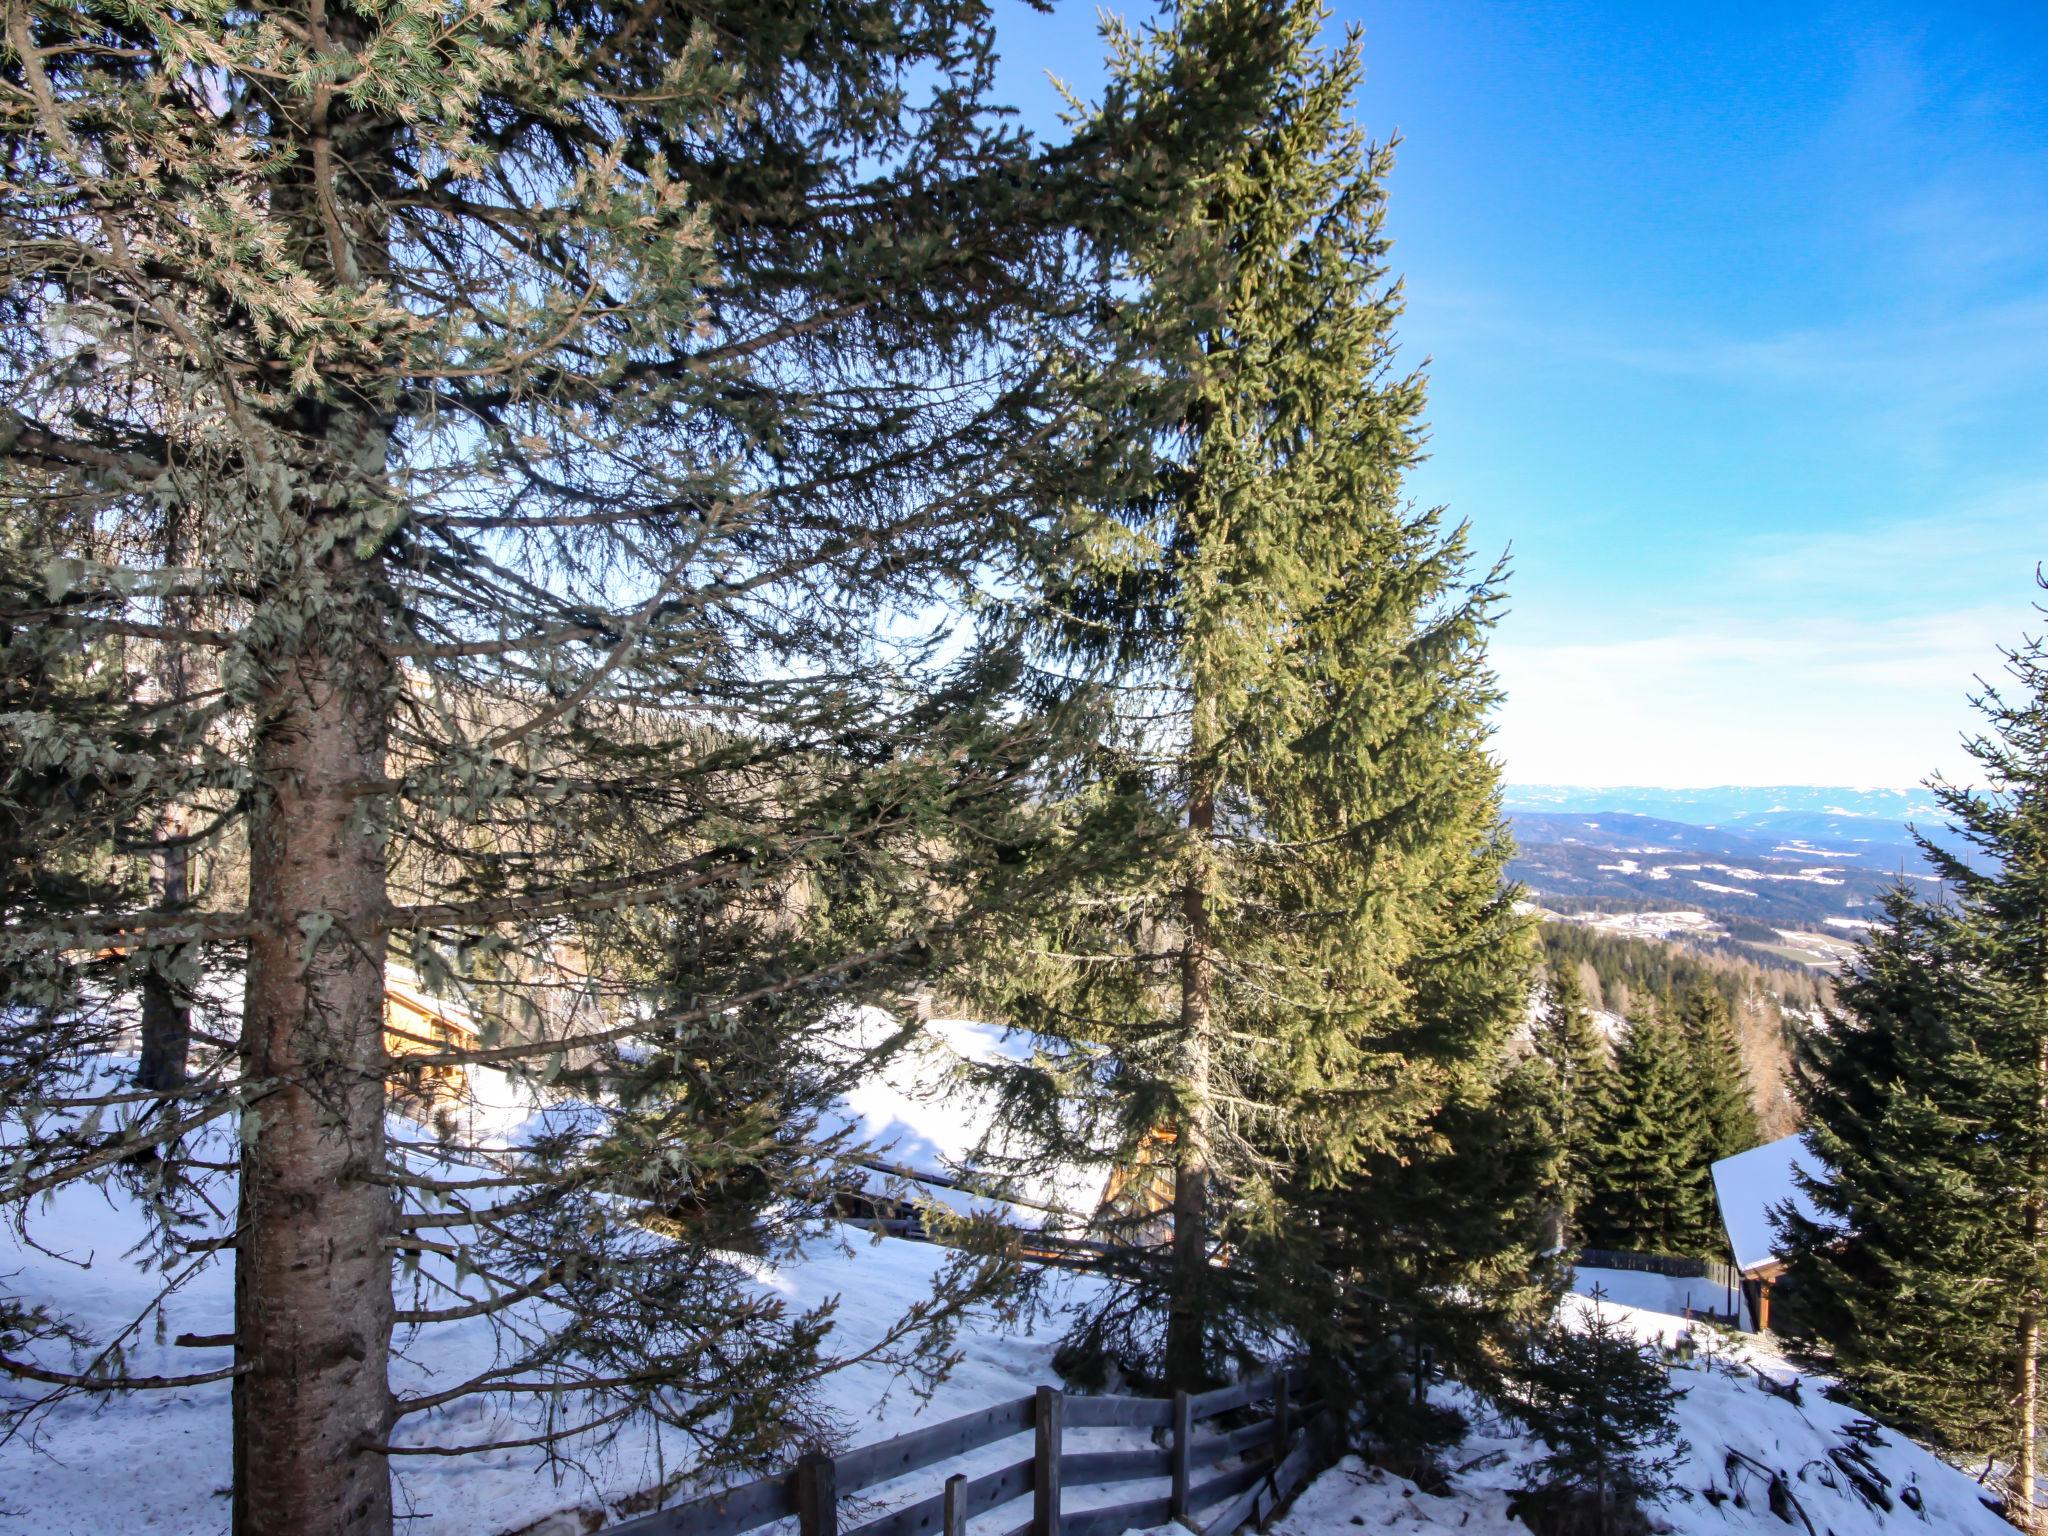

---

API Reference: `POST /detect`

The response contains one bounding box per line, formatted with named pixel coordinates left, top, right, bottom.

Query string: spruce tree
left=0, top=2, right=1099, bottom=1528
left=1532, top=960, right=1616, bottom=1230
left=1674, top=983, right=1759, bottom=1163
left=1507, top=1293, right=1687, bottom=1536
left=1778, top=633, right=2048, bottom=1527
left=1774, top=887, right=2012, bottom=1466
left=1297, top=1051, right=1567, bottom=1461
left=1580, top=1009, right=1720, bottom=1258
left=963, top=0, right=1522, bottom=1392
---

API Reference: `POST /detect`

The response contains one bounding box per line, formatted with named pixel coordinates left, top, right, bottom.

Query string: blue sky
left=991, top=0, right=2048, bottom=788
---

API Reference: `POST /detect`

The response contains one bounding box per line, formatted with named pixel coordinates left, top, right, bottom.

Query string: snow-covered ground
left=0, top=1041, right=1112, bottom=1536
left=1244, top=1275, right=2012, bottom=1536
left=821, top=1010, right=1110, bottom=1225
left=0, top=1186, right=1107, bottom=1535
left=3, top=1055, right=2011, bottom=1536
left=1570, top=910, right=1728, bottom=943
left=8, top=1203, right=2011, bottom=1536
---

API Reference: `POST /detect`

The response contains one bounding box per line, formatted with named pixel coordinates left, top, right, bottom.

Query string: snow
left=818, top=1009, right=1108, bottom=1226
left=1569, top=1267, right=1740, bottom=1324
left=0, top=1163, right=1108, bottom=1535
left=1692, top=880, right=1757, bottom=897
left=4, top=1062, right=2004, bottom=1536
left=1712, top=1134, right=1828, bottom=1275
left=1564, top=910, right=1725, bottom=942
left=0, top=1050, right=1114, bottom=1536
left=1223, top=1282, right=2012, bottom=1536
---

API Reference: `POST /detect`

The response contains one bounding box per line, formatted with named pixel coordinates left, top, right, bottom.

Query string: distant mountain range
left=1500, top=785, right=1963, bottom=970
left=1503, top=784, right=1946, bottom=846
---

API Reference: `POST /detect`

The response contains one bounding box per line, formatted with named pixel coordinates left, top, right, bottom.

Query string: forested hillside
left=1536, top=918, right=1816, bottom=1144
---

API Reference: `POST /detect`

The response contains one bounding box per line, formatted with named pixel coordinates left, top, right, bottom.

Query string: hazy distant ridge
left=1503, top=784, right=1943, bottom=827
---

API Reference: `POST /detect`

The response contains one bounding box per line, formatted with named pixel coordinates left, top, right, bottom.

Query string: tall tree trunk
left=228, top=10, right=402, bottom=1525
left=1166, top=696, right=1217, bottom=1392
left=2021, top=1307, right=2039, bottom=1533
left=233, top=535, right=396, bottom=1536
left=135, top=827, right=191, bottom=1092
left=138, top=505, right=193, bottom=1095
left=2019, top=1027, right=2048, bottom=1532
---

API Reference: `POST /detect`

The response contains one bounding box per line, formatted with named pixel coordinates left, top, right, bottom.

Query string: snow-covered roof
left=818, top=1010, right=1109, bottom=1229
left=1711, top=1133, right=1827, bottom=1274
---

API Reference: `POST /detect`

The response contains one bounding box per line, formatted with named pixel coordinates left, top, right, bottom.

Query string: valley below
left=1503, top=785, right=1953, bottom=971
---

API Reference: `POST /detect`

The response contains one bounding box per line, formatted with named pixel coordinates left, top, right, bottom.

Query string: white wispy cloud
left=1491, top=604, right=2030, bottom=787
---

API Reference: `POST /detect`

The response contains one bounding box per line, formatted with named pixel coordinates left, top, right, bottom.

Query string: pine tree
left=962, top=0, right=1521, bottom=1392
left=1532, top=961, right=1615, bottom=1227
left=1674, top=983, right=1759, bottom=1163
left=0, top=2, right=1102, bottom=1528
left=1580, top=1009, right=1720, bottom=1258
left=1507, top=1292, right=1687, bottom=1536
left=1774, top=888, right=2013, bottom=1467
left=1777, top=632, right=2048, bottom=1527
left=1298, top=1051, right=1567, bottom=1461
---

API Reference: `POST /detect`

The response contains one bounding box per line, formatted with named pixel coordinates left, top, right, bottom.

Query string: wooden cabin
left=383, top=967, right=484, bottom=1118
left=1710, top=1133, right=1825, bottom=1332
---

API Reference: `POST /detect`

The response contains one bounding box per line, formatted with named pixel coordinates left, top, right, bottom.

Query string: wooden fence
left=607, top=1369, right=1320, bottom=1536
left=1575, top=1247, right=1739, bottom=1292
left=1575, top=1247, right=1742, bottom=1326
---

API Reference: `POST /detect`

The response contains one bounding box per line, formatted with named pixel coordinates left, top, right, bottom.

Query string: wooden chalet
left=1710, top=1133, right=1825, bottom=1332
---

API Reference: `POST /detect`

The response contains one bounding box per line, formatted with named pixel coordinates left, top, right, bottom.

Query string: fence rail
left=608, top=1368, right=1319, bottom=1536
left=1576, top=1246, right=1740, bottom=1292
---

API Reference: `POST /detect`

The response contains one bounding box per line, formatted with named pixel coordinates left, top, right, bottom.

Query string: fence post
left=1272, top=1373, right=1291, bottom=1460
left=1169, top=1389, right=1192, bottom=1523
left=943, top=1473, right=968, bottom=1536
left=798, top=1452, right=838, bottom=1536
left=1034, top=1385, right=1064, bottom=1536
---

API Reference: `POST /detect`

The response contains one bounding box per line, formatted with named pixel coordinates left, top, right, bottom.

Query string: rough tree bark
left=2018, top=1026, right=2048, bottom=1532
left=135, top=829, right=191, bottom=1092
left=231, top=535, right=397, bottom=1534
left=137, top=506, right=194, bottom=1095
left=1166, top=694, right=1217, bottom=1392
left=230, top=11, right=401, bottom=1513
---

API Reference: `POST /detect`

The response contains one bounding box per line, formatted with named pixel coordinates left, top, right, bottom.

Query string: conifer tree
left=1507, top=1293, right=1687, bottom=1536
left=963, top=0, right=1520, bottom=1392
left=1674, top=983, right=1759, bottom=1163
left=1774, top=888, right=2012, bottom=1469
left=1533, top=960, right=1615, bottom=1228
left=1296, top=1050, right=1566, bottom=1460
left=1580, top=1010, right=1720, bottom=1258
left=0, top=2, right=1102, bottom=1529
left=1778, top=632, right=2048, bottom=1528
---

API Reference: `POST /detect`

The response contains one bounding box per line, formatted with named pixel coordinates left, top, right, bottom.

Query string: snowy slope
left=0, top=1190, right=1107, bottom=1536
left=7, top=1191, right=2015, bottom=1536
left=1244, top=1278, right=2011, bottom=1536
left=0, top=1045, right=1110, bottom=1536
left=820, top=1010, right=1109, bottom=1226
left=5, top=1053, right=2009, bottom=1536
